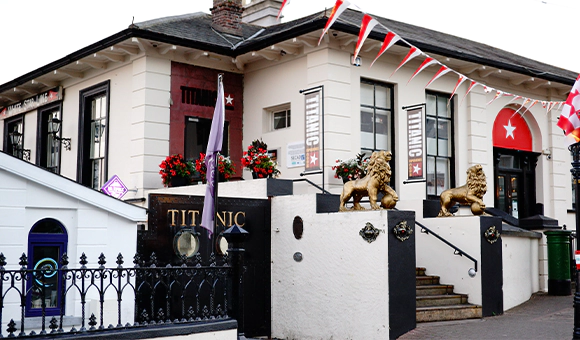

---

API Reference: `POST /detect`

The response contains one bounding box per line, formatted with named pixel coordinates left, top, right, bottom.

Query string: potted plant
left=194, top=153, right=236, bottom=183
left=159, top=154, right=195, bottom=187
left=241, top=139, right=281, bottom=178
left=332, top=153, right=369, bottom=182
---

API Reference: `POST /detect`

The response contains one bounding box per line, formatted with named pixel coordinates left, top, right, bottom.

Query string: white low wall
left=502, top=234, right=540, bottom=310
left=271, top=194, right=390, bottom=340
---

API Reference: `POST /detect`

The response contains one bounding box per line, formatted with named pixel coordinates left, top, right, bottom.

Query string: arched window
left=26, top=218, right=68, bottom=317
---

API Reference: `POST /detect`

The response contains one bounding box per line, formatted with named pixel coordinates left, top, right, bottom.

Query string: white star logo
left=504, top=120, right=516, bottom=139
left=413, top=164, right=421, bottom=174
left=309, top=153, right=318, bottom=164
left=225, top=94, right=234, bottom=105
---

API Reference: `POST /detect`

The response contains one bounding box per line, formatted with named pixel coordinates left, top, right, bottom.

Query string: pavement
left=398, top=292, right=574, bottom=340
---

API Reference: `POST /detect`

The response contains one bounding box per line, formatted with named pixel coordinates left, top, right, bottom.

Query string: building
left=0, top=0, right=577, bottom=328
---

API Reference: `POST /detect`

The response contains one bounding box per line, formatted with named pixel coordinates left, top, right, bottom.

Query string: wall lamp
left=8, top=130, right=31, bottom=161
left=48, top=117, right=72, bottom=151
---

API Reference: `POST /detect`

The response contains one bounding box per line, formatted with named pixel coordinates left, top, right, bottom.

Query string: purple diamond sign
left=101, top=175, right=129, bottom=199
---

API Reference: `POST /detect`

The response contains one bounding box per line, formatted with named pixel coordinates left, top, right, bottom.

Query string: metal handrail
left=292, top=177, right=332, bottom=195
left=393, top=208, right=478, bottom=272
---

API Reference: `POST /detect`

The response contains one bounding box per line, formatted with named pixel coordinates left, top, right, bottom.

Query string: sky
left=1, top=0, right=579, bottom=86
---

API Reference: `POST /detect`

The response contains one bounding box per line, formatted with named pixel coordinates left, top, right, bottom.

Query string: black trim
left=480, top=216, right=503, bottom=317
left=36, top=101, right=63, bottom=173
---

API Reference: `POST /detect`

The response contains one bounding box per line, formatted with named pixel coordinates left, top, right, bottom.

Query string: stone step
left=416, top=294, right=468, bottom=307
left=416, top=284, right=455, bottom=296
left=416, top=275, right=440, bottom=286
left=416, top=267, right=426, bottom=276
left=416, top=304, right=482, bottom=323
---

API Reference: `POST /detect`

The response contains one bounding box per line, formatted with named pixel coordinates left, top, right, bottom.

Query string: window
left=184, top=116, right=229, bottom=180
left=426, top=91, right=454, bottom=198
left=3, top=116, right=25, bottom=159
left=360, top=80, right=395, bottom=185
left=26, top=218, right=68, bottom=317
left=273, top=109, right=291, bottom=130
left=37, top=103, right=62, bottom=173
left=78, top=81, right=109, bottom=190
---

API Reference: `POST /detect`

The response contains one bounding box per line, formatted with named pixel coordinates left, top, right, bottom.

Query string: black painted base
left=548, top=279, right=571, bottom=296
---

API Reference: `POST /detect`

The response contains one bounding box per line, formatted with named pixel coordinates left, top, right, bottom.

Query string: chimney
left=242, top=0, right=283, bottom=27
left=211, top=0, right=244, bottom=36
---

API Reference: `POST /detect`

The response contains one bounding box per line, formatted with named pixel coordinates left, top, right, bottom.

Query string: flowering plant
left=332, top=153, right=369, bottom=181
left=159, top=154, right=195, bottom=187
left=194, top=153, right=236, bottom=182
left=241, top=139, right=281, bottom=178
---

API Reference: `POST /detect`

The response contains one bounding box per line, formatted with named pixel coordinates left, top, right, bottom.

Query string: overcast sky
left=1, top=0, right=578, bottom=86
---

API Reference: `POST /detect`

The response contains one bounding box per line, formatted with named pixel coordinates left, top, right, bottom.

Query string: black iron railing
left=0, top=251, right=232, bottom=338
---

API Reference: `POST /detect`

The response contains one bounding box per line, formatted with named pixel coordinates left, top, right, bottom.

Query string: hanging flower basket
left=332, top=153, right=369, bottom=182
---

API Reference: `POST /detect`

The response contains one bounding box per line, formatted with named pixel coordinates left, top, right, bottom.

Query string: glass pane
left=437, top=95, right=450, bottom=117
left=375, top=85, right=390, bottom=108
left=92, top=159, right=102, bottom=189
left=427, top=118, right=437, bottom=155
left=360, top=107, right=373, bottom=133
left=31, top=246, right=60, bottom=309
left=436, top=158, right=450, bottom=196
left=274, top=111, right=287, bottom=129
left=361, top=132, right=374, bottom=150
left=438, top=120, right=450, bottom=156
left=360, top=83, right=374, bottom=106
left=499, top=155, right=518, bottom=168
left=375, top=109, right=389, bottom=135
left=90, top=122, right=99, bottom=158
left=426, top=156, right=436, bottom=195
left=498, top=175, right=506, bottom=212
left=99, top=120, right=106, bottom=157
left=426, top=94, right=436, bottom=116
left=31, top=220, right=64, bottom=234
left=287, top=109, right=291, bottom=127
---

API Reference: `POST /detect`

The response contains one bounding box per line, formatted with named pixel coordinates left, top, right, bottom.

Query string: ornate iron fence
left=0, top=251, right=232, bottom=338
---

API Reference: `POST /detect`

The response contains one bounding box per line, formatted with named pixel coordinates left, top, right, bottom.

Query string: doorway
left=494, top=148, right=539, bottom=219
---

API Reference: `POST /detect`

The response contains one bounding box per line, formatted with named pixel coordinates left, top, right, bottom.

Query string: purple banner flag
left=201, top=76, right=225, bottom=238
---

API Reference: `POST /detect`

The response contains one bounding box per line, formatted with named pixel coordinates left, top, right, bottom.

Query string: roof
left=0, top=8, right=576, bottom=93
left=0, top=151, right=147, bottom=222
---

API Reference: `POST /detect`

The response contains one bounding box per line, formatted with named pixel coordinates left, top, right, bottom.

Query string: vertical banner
left=304, top=89, right=322, bottom=173
left=407, top=107, right=424, bottom=180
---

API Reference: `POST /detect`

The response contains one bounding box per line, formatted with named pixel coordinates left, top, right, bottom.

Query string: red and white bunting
left=276, top=0, right=291, bottom=20
left=353, top=14, right=380, bottom=59
left=318, top=0, right=351, bottom=45
left=459, top=81, right=479, bottom=106
left=506, top=95, right=523, bottom=106
left=408, top=57, right=438, bottom=84
left=371, top=32, right=400, bottom=67
left=487, top=90, right=504, bottom=106
left=390, top=46, right=422, bottom=79
left=425, top=66, right=451, bottom=88
left=449, top=75, right=467, bottom=102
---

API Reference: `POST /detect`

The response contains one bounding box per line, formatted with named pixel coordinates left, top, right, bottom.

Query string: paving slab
left=399, top=292, right=573, bottom=340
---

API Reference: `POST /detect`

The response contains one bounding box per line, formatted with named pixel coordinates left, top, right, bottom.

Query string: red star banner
left=353, top=14, right=379, bottom=60
left=318, top=0, right=351, bottom=45
left=557, top=74, right=580, bottom=141
left=492, top=108, right=532, bottom=151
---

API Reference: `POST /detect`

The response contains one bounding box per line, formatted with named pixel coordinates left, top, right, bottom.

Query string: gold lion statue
left=339, top=150, right=399, bottom=212
left=437, top=164, right=487, bottom=217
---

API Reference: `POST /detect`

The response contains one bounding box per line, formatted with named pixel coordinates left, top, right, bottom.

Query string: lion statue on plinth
left=437, top=164, right=487, bottom=217
left=338, top=150, right=399, bottom=212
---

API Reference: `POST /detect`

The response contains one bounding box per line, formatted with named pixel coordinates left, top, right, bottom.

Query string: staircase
left=416, top=267, right=482, bottom=322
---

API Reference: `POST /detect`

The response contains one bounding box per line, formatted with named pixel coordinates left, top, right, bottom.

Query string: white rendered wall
left=270, top=194, right=390, bottom=340
left=502, top=235, right=540, bottom=310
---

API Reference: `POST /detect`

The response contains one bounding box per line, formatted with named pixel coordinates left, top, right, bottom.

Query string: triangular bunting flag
left=371, top=32, right=400, bottom=67
left=449, top=75, right=466, bottom=104
left=276, top=0, right=290, bottom=20
left=353, top=14, right=379, bottom=59
left=459, top=81, right=478, bottom=106
left=318, top=0, right=351, bottom=45
left=487, top=90, right=504, bottom=106
left=408, top=57, right=438, bottom=84
left=425, top=66, right=451, bottom=88
left=389, top=47, right=422, bottom=79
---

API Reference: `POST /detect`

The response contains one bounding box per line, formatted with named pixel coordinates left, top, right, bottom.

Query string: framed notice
left=407, top=106, right=425, bottom=180
left=287, top=141, right=305, bottom=168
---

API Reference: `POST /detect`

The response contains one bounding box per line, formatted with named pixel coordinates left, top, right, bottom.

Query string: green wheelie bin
left=544, top=230, right=572, bottom=296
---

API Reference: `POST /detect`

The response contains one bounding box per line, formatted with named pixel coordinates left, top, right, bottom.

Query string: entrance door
left=497, top=173, right=520, bottom=218
left=494, top=148, right=539, bottom=219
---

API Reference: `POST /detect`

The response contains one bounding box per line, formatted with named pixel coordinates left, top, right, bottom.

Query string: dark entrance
left=138, top=194, right=271, bottom=338
left=493, top=148, right=539, bottom=219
